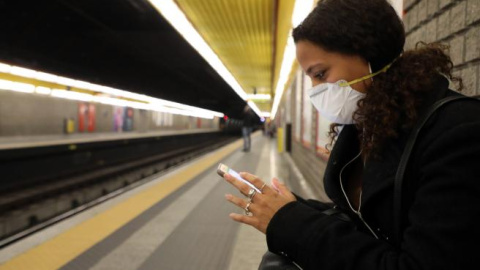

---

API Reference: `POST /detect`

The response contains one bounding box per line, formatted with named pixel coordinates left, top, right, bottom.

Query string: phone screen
left=217, top=163, right=261, bottom=193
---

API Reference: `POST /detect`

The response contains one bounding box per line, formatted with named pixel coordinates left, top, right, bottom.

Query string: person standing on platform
left=221, top=0, right=480, bottom=269
left=241, top=105, right=255, bottom=152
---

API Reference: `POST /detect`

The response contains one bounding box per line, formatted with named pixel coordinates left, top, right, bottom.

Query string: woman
left=222, top=0, right=480, bottom=269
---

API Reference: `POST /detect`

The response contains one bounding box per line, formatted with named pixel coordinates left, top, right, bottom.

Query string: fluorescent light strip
left=56, top=76, right=77, bottom=87
left=51, top=90, right=216, bottom=119
left=292, top=0, right=314, bottom=28
left=10, top=66, right=37, bottom=79
left=271, top=0, right=314, bottom=119
left=51, top=89, right=94, bottom=102
left=0, top=62, right=223, bottom=119
left=147, top=0, right=262, bottom=117
left=0, top=63, right=11, bottom=73
left=271, top=35, right=296, bottom=119
left=148, top=98, right=224, bottom=118
left=0, top=79, right=35, bottom=93
left=35, top=71, right=58, bottom=83
left=247, top=100, right=262, bottom=117
left=35, top=86, right=52, bottom=95
left=147, top=0, right=247, bottom=100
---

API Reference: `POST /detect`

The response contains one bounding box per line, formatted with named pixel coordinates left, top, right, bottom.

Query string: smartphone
left=217, top=163, right=261, bottom=193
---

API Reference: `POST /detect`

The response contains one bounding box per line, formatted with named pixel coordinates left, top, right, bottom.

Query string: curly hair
left=293, top=0, right=462, bottom=159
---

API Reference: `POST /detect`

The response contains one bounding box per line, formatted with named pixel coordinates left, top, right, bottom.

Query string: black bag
left=258, top=95, right=477, bottom=270
left=258, top=251, right=302, bottom=270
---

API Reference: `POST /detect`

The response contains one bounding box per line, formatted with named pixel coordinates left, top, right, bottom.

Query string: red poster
left=88, top=104, right=96, bottom=132
left=197, top=118, right=202, bottom=128
left=78, top=103, right=96, bottom=132
left=78, top=103, right=87, bottom=132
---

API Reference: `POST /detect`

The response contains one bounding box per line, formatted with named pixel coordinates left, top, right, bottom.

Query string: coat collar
left=323, top=124, right=360, bottom=210
left=323, top=124, right=401, bottom=210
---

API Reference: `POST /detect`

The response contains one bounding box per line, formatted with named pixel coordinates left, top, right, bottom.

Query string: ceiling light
left=71, top=80, right=94, bottom=90
left=55, top=76, right=77, bottom=87
left=271, top=0, right=314, bottom=119
left=292, top=0, right=314, bottom=28
left=0, top=61, right=224, bottom=119
left=10, top=66, right=38, bottom=79
left=92, top=96, right=130, bottom=107
left=0, top=63, right=12, bottom=73
left=35, top=86, right=52, bottom=95
left=0, top=79, right=13, bottom=90
left=35, top=72, right=58, bottom=83
left=13, top=82, right=35, bottom=93
left=0, top=79, right=35, bottom=93
left=148, top=0, right=261, bottom=116
left=51, top=89, right=94, bottom=102
left=247, top=100, right=262, bottom=117
left=271, top=35, right=296, bottom=119
left=148, top=98, right=224, bottom=118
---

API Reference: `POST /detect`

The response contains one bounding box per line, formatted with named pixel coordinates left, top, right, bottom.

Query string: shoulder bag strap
left=393, top=95, right=476, bottom=246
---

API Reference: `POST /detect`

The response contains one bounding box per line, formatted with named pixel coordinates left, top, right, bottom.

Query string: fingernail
left=225, top=194, right=232, bottom=200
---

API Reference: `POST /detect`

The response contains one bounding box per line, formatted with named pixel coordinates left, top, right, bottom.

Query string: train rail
left=0, top=131, right=238, bottom=248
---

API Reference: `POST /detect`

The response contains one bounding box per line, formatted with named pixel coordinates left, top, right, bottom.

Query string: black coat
left=266, top=77, right=480, bottom=270
left=243, top=110, right=256, bottom=127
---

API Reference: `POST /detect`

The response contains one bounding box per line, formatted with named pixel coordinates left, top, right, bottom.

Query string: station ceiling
left=0, top=0, right=296, bottom=119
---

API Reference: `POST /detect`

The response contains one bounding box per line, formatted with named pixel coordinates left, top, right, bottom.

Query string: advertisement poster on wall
left=153, top=111, right=173, bottom=127
left=294, top=69, right=302, bottom=142
left=113, top=107, right=134, bottom=132
left=124, top=107, right=134, bottom=131
left=113, top=106, right=124, bottom=132
left=301, top=72, right=312, bottom=147
left=78, top=103, right=96, bottom=132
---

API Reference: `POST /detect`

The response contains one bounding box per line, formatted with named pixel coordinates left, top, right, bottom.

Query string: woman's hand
left=224, top=172, right=296, bottom=234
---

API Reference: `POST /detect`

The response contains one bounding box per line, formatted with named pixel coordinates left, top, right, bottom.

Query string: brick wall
left=404, top=0, right=480, bottom=96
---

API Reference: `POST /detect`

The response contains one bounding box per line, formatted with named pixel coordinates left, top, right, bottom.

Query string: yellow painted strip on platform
left=0, top=139, right=243, bottom=270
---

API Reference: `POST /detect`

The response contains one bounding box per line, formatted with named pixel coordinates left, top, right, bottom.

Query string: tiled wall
left=404, top=0, right=480, bottom=96
left=287, top=72, right=331, bottom=202
left=0, top=91, right=218, bottom=136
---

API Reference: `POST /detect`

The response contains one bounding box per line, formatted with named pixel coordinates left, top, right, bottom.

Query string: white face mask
left=308, top=80, right=366, bottom=124
left=307, top=62, right=393, bottom=124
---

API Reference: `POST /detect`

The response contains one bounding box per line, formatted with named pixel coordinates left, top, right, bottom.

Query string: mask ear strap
left=340, top=62, right=393, bottom=87
left=369, top=62, right=373, bottom=81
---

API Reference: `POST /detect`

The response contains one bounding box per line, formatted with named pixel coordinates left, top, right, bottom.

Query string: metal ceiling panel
left=175, top=0, right=275, bottom=112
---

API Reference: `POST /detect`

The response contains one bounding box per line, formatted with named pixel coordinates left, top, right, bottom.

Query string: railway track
left=0, top=132, right=238, bottom=248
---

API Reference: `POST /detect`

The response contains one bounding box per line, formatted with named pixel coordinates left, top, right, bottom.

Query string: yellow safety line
left=0, top=139, right=243, bottom=270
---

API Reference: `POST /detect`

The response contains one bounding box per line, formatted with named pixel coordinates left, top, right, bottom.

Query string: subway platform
left=0, top=131, right=321, bottom=270
left=0, top=128, right=219, bottom=150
